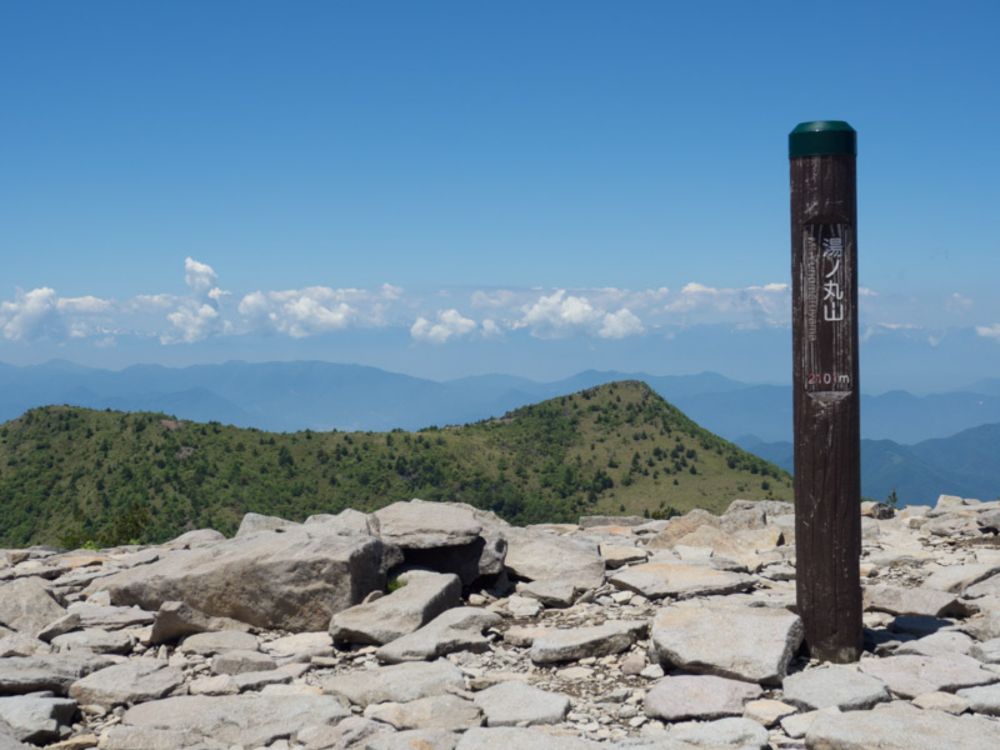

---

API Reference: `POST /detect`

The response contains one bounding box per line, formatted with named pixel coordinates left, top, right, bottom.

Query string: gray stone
left=295, top=716, right=389, bottom=750
left=650, top=603, right=803, bottom=685
left=923, top=564, right=1000, bottom=594
left=120, top=694, right=350, bottom=747
left=261, top=632, right=333, bottom=662
left=329, top=570, right=461, bottom=645
left=504, top=527, right=604, bottom=589
left=0, top=635, right=47, bottom=658
left=0, top=578, right=65, bottom=638
left=364, top=694, right=482, bottom=731
left=235, top=512, right=298, bottom=537
left=530, top=621, right=646, bottom=664
left=64, top=602, right=155, bottom=630
left=179, top=629, right=259, bottom=655
left=863, top=584, right=967, bottom=618
left=857, top=654, right=999, bottom=698
left=668, top=717, right=768, bottom=749
left=375, top=500, right=507, bottom=584
left=473, top=681, right=570, bottom=726
left=96, top=726, right=196, bottom=750
left=895, top=630, right=974, bottom=657
left=610, top=562, right=753, bottom=600
left=644, top=675, right=762, bottom=721
left=68, top=658, right=185, bottom=707
left=89, top=526, right=388, bottom=631
left=516, top=579, right=579, bottom=607
left=321, top=659, right=465, bottom=707
left=376, top=606, right=502, bottom=663
left=51, top=628, right=132, bottom=655
left=0, top=695, right=76, bottom=743
left=212, top=649, right=276, bottom=675
left=965, top=573, right=1000, bottom=599
left=457, top=727, right=603, bottom=749
left=0, top=653, right=114, bottom=695
left=304, top=507, right=379, bottom=536
left=366, top=729, right=459, bottom=750
left=956, top=682, right=1000, bottom=715
left=970, top=637, right=1000, bottom=663
left=35, top=613, right=81, bottom=643
left=781, top=707, right=840, bottom=740
left=782, top=665, right=890, bottom=710
left=644, top=509, right=721, bottom=550
left=164, top=528, right=226, bottom=549
left=0, top=721, right=27, bottom=750
left=149, top=600, right=252, bottom=644
left=805, top=701, right=1000, bottom=750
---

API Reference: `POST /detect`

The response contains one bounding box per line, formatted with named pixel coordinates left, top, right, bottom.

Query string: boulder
left=0, top=653, right=114, bottom=696
left=955, top=683, right=1000, bottom=715
left=644, top=509, right=721, bottom=550
left=89, top=526, right=389, bottom=631
left=644, top=674, right=762, bottom=721
left=669, top=717, right=769, bottom=749
left=0, top=695, right=76, bottom=744
left=503, top=528, right=604, bottom=589
left=261, top=632, right=333, bottom=662
left=863, top=584, right=967, bottom=618
left=0, top=578, right=66, bottom=638
left=322, top=660, right=465, bottom=707
left=609, top=562, right=753, bottom=600
left=305, top=508, right=379, bottom=536
left=857, top=654, right=999, bottom=698
left=120, top=694, right=350, bottom=747
left=529, top=621, right=646, bottom=664
left=211, top=650, right=276, bottom=675
left=234, top=512, right=298, bottom=537
left=457, top=727, right=603, bottom=749
left=376, top=607, right=502, bottom=663
left=51, top=628, right=132, bottom=655
left=329, top=570, right=462, bottom=645
left=68, top=659, right=185, bottom=707
left=367, top=729, right=460, bottom=750
left=806, top=701, right=1000, bottom=750
left=364, top=694, right=482, bottom=731
left=473, top=682, right=570, bottom=726
left=179, top=629, right=258, bottom=655
left=781, top=665, right=890, bottom=710
left=0, top=720, right=27, bottom=750
left=64, top=602, right=155, bottom=630
left=650, top=603, right=803, bottom=684
left=148, top=600, right=252, bottom=644
left=374, top=500, right=508, bottom=585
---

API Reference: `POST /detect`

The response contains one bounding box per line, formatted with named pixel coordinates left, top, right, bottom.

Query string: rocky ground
left=2, top=495, right=1000, bottom=749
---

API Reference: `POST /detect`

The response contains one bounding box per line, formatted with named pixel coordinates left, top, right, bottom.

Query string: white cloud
left=517, top=290, right=602, bottom=337
left=239, top=287, right=358, bottom=338
left=381, top=283, right=404, bottom=300
left=976, top=324, right=1000, bottom=341
left=57, top=295, right=113, bottom=314
left=481, top=318, right=503, bottom=339
left=471, top=289, right=516, bottom=308
left=598, top=308, right=645, bottom=339
left=411, top=309, right=477, bottom=344
left=184, top=257, right=219, bottom=297
left=0, top=288, right=59, bottom=341
left=164, top=303, right=221, bottom=343
left=946, top=292, right=973, bottom=313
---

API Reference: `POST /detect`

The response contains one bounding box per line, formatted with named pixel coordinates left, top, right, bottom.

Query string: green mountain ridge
left=0, top=381, right=791, bottom=548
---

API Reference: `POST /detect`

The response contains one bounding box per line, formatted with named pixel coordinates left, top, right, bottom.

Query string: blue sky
left=2, top=1, right=999, bottom=390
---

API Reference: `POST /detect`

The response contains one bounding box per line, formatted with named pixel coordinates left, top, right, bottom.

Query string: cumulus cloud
left=946, top=292, right=973, bottom=313
left=184, top=257, right=220, bottom=297
left=599, top=308, right=644, bottom=339
left=976, top=324, right=1000, bottom=341
left=238, top=287, right=359, bottom=338
left=57, top=295, right=113, bottom=314
left=0, top=288, right=60, bottom=341
left=411, top=309, right=477, bottom=344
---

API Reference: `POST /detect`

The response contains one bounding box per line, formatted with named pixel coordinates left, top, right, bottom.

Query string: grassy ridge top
left=0, top=380, right=791, bottom=548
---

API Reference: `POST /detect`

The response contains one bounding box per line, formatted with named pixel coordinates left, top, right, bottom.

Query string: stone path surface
left=2, top=495, right=1000, bottom=748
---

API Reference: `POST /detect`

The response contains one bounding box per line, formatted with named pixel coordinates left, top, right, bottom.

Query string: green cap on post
left=789, top=120, right=856, bottom=158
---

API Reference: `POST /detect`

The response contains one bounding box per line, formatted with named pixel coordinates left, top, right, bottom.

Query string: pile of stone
left=1, top=493, right=1000, bottom=749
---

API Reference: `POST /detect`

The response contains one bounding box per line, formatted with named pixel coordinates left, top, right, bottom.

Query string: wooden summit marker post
left=789, top=121, right=863, bottom=663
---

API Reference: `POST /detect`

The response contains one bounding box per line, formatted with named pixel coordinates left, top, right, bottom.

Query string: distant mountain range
left=737, top=423, right=1000, bottom=506
left=2, top=359, right=999, bottom=505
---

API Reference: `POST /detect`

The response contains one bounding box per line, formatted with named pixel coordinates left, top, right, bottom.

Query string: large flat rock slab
left=530, top=621, right=646, bottom=664
left=863, top=585, right=967, bottom=618
left=644, top=674, right=762, bottom=721
left=121, top=694, right=350, bottom=747
left=89, top=526, right=388, bottom=631
left=69, top=658, right=185, bottom=708
left=0, top=653, right=114, bottom=696
left=457, top=727, right=603, bottom=749
left=0, top=695, right=76, bottom=744
left=321, top=659, right=465, bottom=707
left=376, top=607, right=501, bottom=663
left=473, top=682, right=570, bottom=726
left=0, top=579, right=65, bottom=639
left=329, top=570, right=461, bottom=645
left=805, top=701, right=1000, bottom=750
left=782, top=665, right=890, bottom=710
left=364, top=694, right=482, bottom=731
left=650, top=602, right=803, bottom=684
left=857, top=654, right=999, bottom=698
left=503, top=528, right=604, bottom=589
left=610, top=562, right=753, bottom=600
